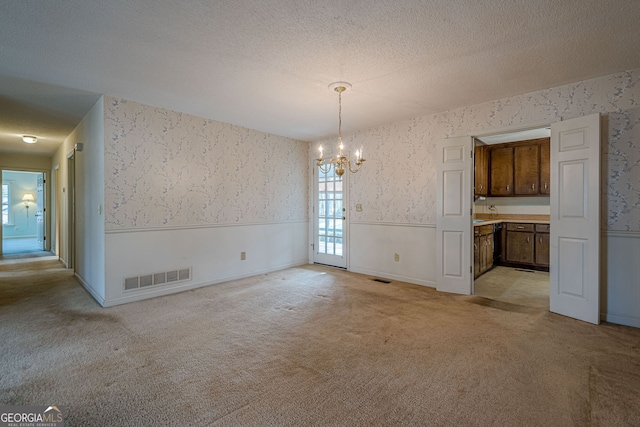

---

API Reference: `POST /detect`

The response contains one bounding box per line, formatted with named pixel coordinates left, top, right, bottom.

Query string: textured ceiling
left=1, top=0, right=640, bottom=156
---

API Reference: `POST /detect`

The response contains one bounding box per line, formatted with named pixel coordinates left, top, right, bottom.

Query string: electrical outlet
left=356, top=204, right=363, bottom=212
left=240, top=252, right=246, bottom=260
left=394, top=253, right=400, bottom=262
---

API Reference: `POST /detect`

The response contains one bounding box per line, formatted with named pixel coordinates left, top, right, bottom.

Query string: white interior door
left=314, top=164, right=347, bottom=268
left=550, top=113, right=600, bottom=324
left=436, top=136, right=473, bottom=294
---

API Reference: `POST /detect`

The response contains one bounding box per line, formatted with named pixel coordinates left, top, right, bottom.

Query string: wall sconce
left=22, top=193, right=34, bottom=218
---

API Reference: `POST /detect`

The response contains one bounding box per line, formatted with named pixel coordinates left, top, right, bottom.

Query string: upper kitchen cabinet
left=539, top=139, right=550, bottom=195
left=486, top=137, right=550, bottom=197
left=490, top=146, right=514, bottom=196
left=474, top=142, right=488, bottom=197
left=514, top=144, right=540, bottom=195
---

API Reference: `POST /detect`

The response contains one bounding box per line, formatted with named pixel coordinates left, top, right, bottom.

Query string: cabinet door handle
left=474, top=244, right=477, bottom=250
left=544, top=183, right=548, bottom=190
left=532, top=183, right=536, bottom=190
left=516, top=226, right=525, bottom=229
left=539, top=237, right=543, bottom=244
left=506, top=185, right=510, bottom=191
left=526, top=237, right=530, bottom=243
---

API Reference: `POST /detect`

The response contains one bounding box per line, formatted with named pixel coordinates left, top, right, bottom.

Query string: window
left=2, top=182, right=11, bottom=225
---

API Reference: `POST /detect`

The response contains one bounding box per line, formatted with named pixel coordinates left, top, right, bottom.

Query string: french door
left=313, top=164, right=347, bottom=268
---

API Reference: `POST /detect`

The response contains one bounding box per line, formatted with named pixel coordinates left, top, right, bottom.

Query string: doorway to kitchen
left=472, top=128, right=551, bottom=310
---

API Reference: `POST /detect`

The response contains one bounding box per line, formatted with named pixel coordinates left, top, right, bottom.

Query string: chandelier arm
left=317, top=161, right=332, bottom=175
left=348, top=159, right=365, bottom=174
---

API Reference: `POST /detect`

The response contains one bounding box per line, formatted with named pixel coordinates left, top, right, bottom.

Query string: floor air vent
left=124, top=267, right=192, bottom=291
left=372, top=278, right=392, bottom=284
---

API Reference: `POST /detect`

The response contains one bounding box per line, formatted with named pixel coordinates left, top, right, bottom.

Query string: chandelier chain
left=338, top=89, right=342, bottom=144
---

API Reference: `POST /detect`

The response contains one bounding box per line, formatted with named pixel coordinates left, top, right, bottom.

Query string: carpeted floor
left=1, top=259, right=640, bottom=426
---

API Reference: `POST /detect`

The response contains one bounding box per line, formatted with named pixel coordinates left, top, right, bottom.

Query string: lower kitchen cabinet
left=505, top=223, right=534, bottom=264
left=534, top=224, right=550, bottom=267
left=474, top=224, right=495, bottom=278
left=502, top=222, right=549, bottom=271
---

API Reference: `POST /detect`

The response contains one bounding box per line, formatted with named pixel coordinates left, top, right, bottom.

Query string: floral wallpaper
left=104, top=97, right=308, bottom=230
left=319, top=68, right=639, bottom=231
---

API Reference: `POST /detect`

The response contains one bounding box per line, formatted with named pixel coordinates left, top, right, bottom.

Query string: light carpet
left=1, top=259, right=640, bottom=426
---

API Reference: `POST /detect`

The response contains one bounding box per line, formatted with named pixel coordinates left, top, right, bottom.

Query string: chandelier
left=316, top=82, right=365, bottom=177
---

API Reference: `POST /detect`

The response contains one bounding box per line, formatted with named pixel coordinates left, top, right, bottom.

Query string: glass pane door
left=314, top=164, right=347, bottom=268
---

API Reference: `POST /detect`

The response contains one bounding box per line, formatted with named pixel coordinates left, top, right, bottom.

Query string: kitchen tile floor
left=474, top=266, right=549, bottom=309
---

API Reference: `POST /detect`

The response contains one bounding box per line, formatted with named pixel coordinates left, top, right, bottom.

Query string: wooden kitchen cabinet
left=490, top=146, right=514, bottom=196
left=474, top=143, right=488, bottom=197
left=539, top=140, right=550, bottom=195
left=487, top=137, right=550, bottom=197
left=502, top=222, right=550, bottom=270
left=474, top=224, right=494, bottom=278
left=505, top=223, right=534, bottom=264
left=514, top=144, right=540, bottom=195
left=534, top=224, right=550, bottom=267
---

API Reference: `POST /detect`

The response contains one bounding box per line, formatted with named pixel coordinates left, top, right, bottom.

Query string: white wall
left=102, top=97, right=309, bottom=306
left=104, top=221, right=308, bottom=306
left=313, top=68, right=640, bottom=327
left=474, top=197, right=550, bottom=216
left=350, top=223, right=436, bottom=287
left=602, top=232, right=640, bottom=327
left=52, top=96, right=106, bottom=302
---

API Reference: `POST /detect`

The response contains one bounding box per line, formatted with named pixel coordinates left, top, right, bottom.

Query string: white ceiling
left=1, top=0, right=640, bottom=156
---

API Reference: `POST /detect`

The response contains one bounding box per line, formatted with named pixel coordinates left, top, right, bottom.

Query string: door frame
left=471, top=122, right=553, bottom=294
left=0, top=168, right=50, bottom=255
left=66, top=149, right=76, bottom=270
left=460, top=117, right=601, bottom=324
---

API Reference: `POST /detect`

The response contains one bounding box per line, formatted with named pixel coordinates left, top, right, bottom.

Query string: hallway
left=1, top=237, right=44, bottom=255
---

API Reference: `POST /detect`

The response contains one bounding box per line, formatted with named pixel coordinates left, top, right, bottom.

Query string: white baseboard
left=602, top=313, right=640, bottom=329
left=75, top=272, right=106, bottom=307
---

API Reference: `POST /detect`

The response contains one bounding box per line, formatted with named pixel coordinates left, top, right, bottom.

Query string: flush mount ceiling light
left=316, top=82, right=365, bottom=178
left=22, top=135, right=38, bottom=144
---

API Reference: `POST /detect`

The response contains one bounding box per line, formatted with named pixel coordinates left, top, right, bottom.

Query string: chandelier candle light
left=317, top=82, right=365, bottom=178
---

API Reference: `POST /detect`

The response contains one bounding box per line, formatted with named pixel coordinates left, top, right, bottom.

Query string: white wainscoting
left=601, top=231, right=640, bottom=328
left=102, top=220, right=309, bottom=307
left=349, top=222, right=437, bottom=287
